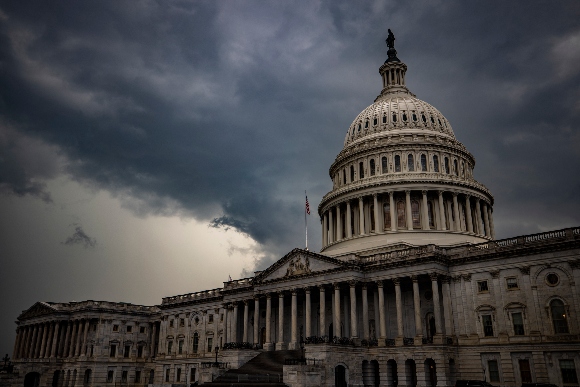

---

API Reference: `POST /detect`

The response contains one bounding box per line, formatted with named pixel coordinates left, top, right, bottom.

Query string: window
left=383, top=115, right=387, bottom=124
left=454, top=159, right=458, bottom=176
left=546, top=273, right=560, bottom=286
left=134, top=371, right=141, bottom=384
left=165, top=369, right=170, bottom=383
left=397, top=201, right=406, bottom=228
left=221, top=314, right=224, bottom=322
left=412, top=113, right=417, bottom=121
left=488, top=360, right=500, bottom=382
left=358, top=123, right=361, bottom=132
left=444, top=157, right=450, bottom=174
left=110, top=345, right=117, bottom=357
left=482, top=315, right=494, bottom=336
left=107, top=370, right=114, bottom=383
left=506, top=277, right=518, bottom=290
left=207, top=337, right=213, bottom=352
left=193, top=333, right=199, bottom=353
left=382, top=157, right=388, bottom=173
left=478, top=281, right=489, bottom=292
left=113, top=325, right=119, bottom=332
left=180, top=318, right=185, bottom=327
left=560, top=359, right=579, bottom=384
left=167, top=341, right=173, bottom=354
left=433, top=155, right=439, bottom=172
left=365, top=120, right=369, bottom=128
left=402, top=113, right=408, bottom=122
left=84, top=370, right=92, bottom=385
left=176, top=368, right=181, bottom=382
left=137, top=345, right=143, bottom=358
left=411, top=200, right=420, bottom=228
left=178, top=340, right=183, bottom=354
left=343, top=169, right=346, bottom=185
left=140, top=326, right=145, bottom=334
left=551, top=299, right=569, bottom=334
left=209, top=314, right=214, bottom=323
left=126, top=325, right=132, bottom=333
left=370, top=159, right=375, bottom=176
left=420, top=154, right=427, bottom=171
left=421, top=113, right=426, bottom=122
left=392, top=114, right=397, bottom=122
left=121, top=371, right=128, bottom=383
left=408, top=154, right=414, bottom=171
left=383, top=203, right=391, bottom=229
left=519, top=359, right=532, bottom=383
left=370, top=204, right=375, bottom=232
left=428, top=202, right=435, bottom=228
left=350, top=166, right=355, bottom=182
left=373, top=118, right=377, bottom=126
left=359, top=162, right=364, bottom=179
left=124, top=345, right=130, bottom=358
left=190, top=369, right=196, bottom=382
left=512, top=312, right=525, bottom=335
left=394, top=155, right=401, bottom=172
left=169, top=320, right=174, bottom=328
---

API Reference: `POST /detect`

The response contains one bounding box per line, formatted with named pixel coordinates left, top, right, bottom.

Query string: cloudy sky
left=1, top=0, right=579, bottom=355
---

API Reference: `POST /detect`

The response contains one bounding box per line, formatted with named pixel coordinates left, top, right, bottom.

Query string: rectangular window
left=506, top=277, right=519, bottom=290
left=165, top=369, right=170, bottom=383
left=488, top=360, right=500, bottom=382
left=176, top=368, right=181, bottom=382
left=110, top=345, right=117, bottom=357
left=190, top=368, right=196, bottom=382
left=113, top=325, right=119, bottom=332
left=209, top=314, right=214, bottom=323
left=178, top=340, right=183, bottom=354
left=134, top=370, right=141, bottom=383
left=478, top=281, right=489, bottom=292
left=220, top=314, right=224, bottom=322
left=121, top=371, right=127, bottom=383
left=107, top=370, right=114, bottom=383
left=124, top=345, right=130, bottom=358
left=519, top=359, right=532, bottom=383
left=512, top=312, right=525, bottom=335
left=560, top=359, right=579, bottom=384
left=482, top=315, right=494, bottom=336
left=140, top=326, right=145, bottom=334
left=137, top=345, right=143, bottom=358
left=167, top=341, right=173, bottom=354
left=126, top=325, right=132, bottom=333
left=207, top=337, right=213, bottom=351
left=180, top=318, right=185, bottom=327
left=169, top=320, right=174, bottom=328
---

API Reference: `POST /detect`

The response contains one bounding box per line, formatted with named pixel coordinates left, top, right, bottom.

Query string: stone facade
left=8, top=34, right=580, bottom=387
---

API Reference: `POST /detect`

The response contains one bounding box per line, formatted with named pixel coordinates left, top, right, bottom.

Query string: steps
left=203, top=350, right=301, bottom=386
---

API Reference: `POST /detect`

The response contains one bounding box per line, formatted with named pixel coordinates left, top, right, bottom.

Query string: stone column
left=483, top=203, right=491, bottom=237
left=465, top=195, right=473, bottom=233
left=277, top=292, right=285, bottom=349
left=394, top=278, right=404, bottom=344
left=475, top=199, right=483, bottom=235
left=43, top=323, right=53, bottom=358
left=377, top=281, right=387, bottom=344
left=62, top=322, right=71, bottom=358
left=81, top=319, right=90, bottom=356
left=290, top=289, right=298, bottom=349
left=431, top=274, right=442, bottom=334
left=373, top=194, right=380, bottom=233
left=28, top=325, right=37, bottom=358
left=437, top=190, right=447, bottom=231
left=68, top=320, right=77, bottom=357
left=253, top=297, right=260, bottom=345
left=333, top=283, right=341, bottom=338
left=50, top=322, right=60, bottom=358
left=346, top=201, right=352, bottom=238
left=452, top=193, right=461, bottom=231
left=421, top=190, right=430, bottom=230
left=446, top=200, right=454, bottom=231
left=39, top=323, right=48, bottom=358
left=358, top=197, right=365, bottom=235
left=242, top=300, right=249, bottom=343
left=336, top=205, right=342, bottom=241
left=265, top=295, right=272, bottom=349
left=22, top=326, right=31, bottom=358
left=349, top=281, right=358, bottom=339
left=412, top=276, right=423, bottom=342
left=232, top=303, right=239, bottom=343
left=305, top=288, right=311, bottom=338
left=362, top=283, right=369, bottom=340
left=319, top=286, right=326, bottom=337
left=328, top=209, right=334, bottom=244
left=12, top=328, right=21, bottom=359
left=488, top=207, right=495, bottom=239
left=389, top=192, right=397, bottom=231
left=442, top=277, right=454, bottom=337
left=405, top=190, right=413, bottom=230
left=75, top=320, right=83, bottom=356
left=322, top=213, right=328, bottom=248
left=16, top=327, right=26, bottom=358
left=151, top=322, right=158, bottom=356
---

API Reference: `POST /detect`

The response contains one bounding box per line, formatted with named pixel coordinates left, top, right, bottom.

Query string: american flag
left=305, top=196, right=310, bottom=215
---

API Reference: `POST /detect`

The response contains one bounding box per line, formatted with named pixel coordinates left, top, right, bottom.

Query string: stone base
left=395, top=336, right=404, bottom=346
left=264, top=342, right=275, bottom=351
left=287, top=341, right=299, bottom=350
left=276, top=342, right=288, bottom=350
left=433, top=334, right=444, bottom=345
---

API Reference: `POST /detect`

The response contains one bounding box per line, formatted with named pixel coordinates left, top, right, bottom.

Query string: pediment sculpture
left=285, top=255, right=311, bottom=277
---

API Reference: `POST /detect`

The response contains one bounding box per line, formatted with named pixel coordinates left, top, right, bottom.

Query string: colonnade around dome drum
left=320, top=189, right=494, bottom=250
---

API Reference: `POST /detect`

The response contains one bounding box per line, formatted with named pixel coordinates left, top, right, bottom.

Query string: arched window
left=350, top=166, right=355, bottom=182
left=383, top=203, right=391, bottom=229
left=411, top=200, right=421, bottom=228
left=392, top=114, right=397, bottom=123
left=383, top=115, right=387, bottom=124
left=193, top=332, right=199, bottom=353
left=444, top=157, right=450, bottom=174
left=428, top=201, right=435, bottom=228
left=370, top=204, right=375, bottom=232
left=370, top=159, right=376, bottom=176
left=433, top=155, right=439, bottom=172
left=550, top=299, right=569, bottom=334
left=397, top=201, right=406, bottom=228
left=420, top=154, right=427, bottom=171
left=408, top=154, right=415, bottom=171
left=365, top=120, right=369, bottom=128
left=382, top=157, right=388, bottom=173
left=394, top=155, right=401, bottom=172
left=461, top=161, right=465, bottom=177
left=359, top=162, right=364, bottom=179
left=343, top=169, right=346, bottom=185
left=453, top=159, right=459, bottom=176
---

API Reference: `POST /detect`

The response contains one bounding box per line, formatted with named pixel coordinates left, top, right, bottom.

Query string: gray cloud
left=62, top=224, right=97, bottom=249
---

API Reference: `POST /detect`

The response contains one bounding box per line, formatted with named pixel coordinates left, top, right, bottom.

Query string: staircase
left=203, top=350, right=301, bottom=386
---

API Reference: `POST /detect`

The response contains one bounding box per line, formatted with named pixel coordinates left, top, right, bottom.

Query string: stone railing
left=304, top=336, right=329, bottom=345
left=223, top=278, right=253, bottom=290
left=385, top=339, right=396, bottom=346
left=361, top=244, right=446, bottom=265
left=162, top=288, right=222, bottom=305
left=62, top=300, right=157, bottom=312
left=403, top=337, right=414, bottom=345
left=222, top=342, right=255, bottom=350
left=361, top=339, right=378, bottom=347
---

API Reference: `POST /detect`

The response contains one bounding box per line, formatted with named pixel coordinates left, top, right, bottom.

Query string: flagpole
left=305, top=191, right=308, bottom=250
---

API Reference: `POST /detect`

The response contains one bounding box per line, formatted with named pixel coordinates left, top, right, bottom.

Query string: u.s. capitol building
left=8, top=33, right=580, bottom=387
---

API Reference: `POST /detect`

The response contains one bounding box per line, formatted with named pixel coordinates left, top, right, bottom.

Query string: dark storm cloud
left=62, top=224, right=97, bottom=249
left=1, top=0, right=580, bottom=268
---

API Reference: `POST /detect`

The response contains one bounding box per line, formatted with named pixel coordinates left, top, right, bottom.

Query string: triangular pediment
left=255, top=248, right=346, bottom=283
left=18, top=302, right=58, bottom=320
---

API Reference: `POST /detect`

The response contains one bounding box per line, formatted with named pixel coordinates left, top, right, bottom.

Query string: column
left=362, top=283, right=369, bottom=340
left=232, top=303, right=238, bottom=342
left=328, top=209, right=334, bottom=244
left=412, top=276, right=423, bottom=341
left=277, top=292, right=285, bottom=349
left=421, top=190, right=430, bottom=230
left=373, top=194, right=380, bottom=233
left=465, top=195, right=473, bottom=233
left=50, top=322, right=60, bottom=357
left=43, top=322, right=53, bottom=358
left=265, top=295, right=272, bottom=348
left=305, top=288, right=311, bottom=338
left=336, top=205, right=342, bottom=241
left=475, top=199, right=483, bottom=235
left=82, top=319, right=90, bottom=356
left=222, top=306, right=228, bottom=346
left=151, top=322, right=158, bottom=356
left=242, top=300, right=249, bottom=342
left=12, top=328, right=21, bottom=359
left=358, top=197, right=365, bottom=235
left=253, top=297, right=260, bottom=345
left=452, top=193, right=461, bottom=231
left=62, top=322, right=71, bottom=357
left=346, top=201, right=352, bottom=238
left=18, top=326, right=28, bottom=358
left=68, top=320, right=77, bottom=357
left=389, top=192, right=397, bottom=232
left=437, top=190, right=447, bottom=231
left=394, top=278, right=404, bottom=342
left=483, top=202, right=491, bottom=237
left=39, top=323, right=48, bottom=358
left=431, top=274, right=442, bottom=336
left=488, top=207, right=495, bottom=239
left=333, top=283, right=341, bottom=338
left=446, top=200, right=454, bottom=231
left=442, top=277, right=454, bottom=337
left=319, top=286, right=326, bottom=337
left=349, top=281, right=358, bottom=339
left=322, top=213, right=328, bottom=247
left=377, top=281, right=387, bottom=343
left=75, top=320, right=83, bottom=356
left=405, top=190, right=413, bottom=230
left=290, top=289, right=298, bottom=348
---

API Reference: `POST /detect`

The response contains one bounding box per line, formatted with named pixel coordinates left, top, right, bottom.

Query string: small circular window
left=546, top=273, right=559, bottom=286
left=424, top=290, right=433, bottom=300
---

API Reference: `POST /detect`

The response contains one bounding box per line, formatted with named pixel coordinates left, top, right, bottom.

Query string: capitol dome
left=318, top=34, right=495, bottom=258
